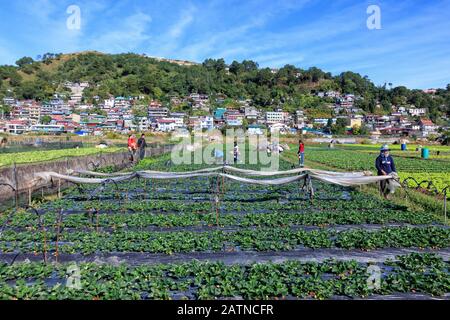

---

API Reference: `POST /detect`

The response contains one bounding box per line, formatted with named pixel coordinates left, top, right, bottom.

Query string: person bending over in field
left=0, top=137, right=7, bottom=149
left=375, top=144, right=397, bottom=199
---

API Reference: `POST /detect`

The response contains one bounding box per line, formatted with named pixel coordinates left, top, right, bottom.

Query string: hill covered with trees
left=0, top=52, right=449, bottom=122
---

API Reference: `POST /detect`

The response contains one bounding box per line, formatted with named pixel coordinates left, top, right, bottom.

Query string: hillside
left=0, top=51, right=449, bottom=120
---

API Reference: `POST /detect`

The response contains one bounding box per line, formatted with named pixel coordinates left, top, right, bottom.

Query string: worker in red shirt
left=298, top=139, right=305, bottom=167
left=127, top=134, right=137, bottom=162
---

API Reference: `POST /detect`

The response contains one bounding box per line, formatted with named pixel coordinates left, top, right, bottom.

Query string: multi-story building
left=148, top=106, right=169, bottom=120
left=134, top=117, right=150, bottom=131
left=12, top=105, right=29, bottom=119
left=26, top=102, right=41, bottom=122
left=2, top=97, right=16, bottom=105
left=419, top=119, right=438, bottom=135
left=200, top=116, right=214, bottom=130
left=225, top=110, right=244, bottom=127
left=265, top=111, right=285, bottom=124
left=408, top=108, right=426, bottom=117
left=162, top=117, right=184, bottom=129
left=295, top=110, right=306, bottom=129
left=5, top=120, right=28, bottom=134
left=214, top=108, right=227, bottom=125
left=114, top=97, right=131, bottom=109
left=244, top=106, right=259, bottom=121
left=156, top=119, right=176, bottom=132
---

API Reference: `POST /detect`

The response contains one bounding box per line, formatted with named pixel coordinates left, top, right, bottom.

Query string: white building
left=419, top=119, right=438, bottom=135
left=134, top=117, right=150, bottom=131
left=162, top=117, right=184, bottom=128
left=265, top=111, right=285, bottom=124
left=2, top=97, right=16, bottom=105
left=200, top=116, right=214, bottom=130
left=103, top=98, right=115, bottom=110
left=295, top=110, right=306, bottom=129
left=408, top=108, right=426, bottom=116
left=30, top=124, right=65, bottom=134
left=148, top=107, right=169, bottom=119
left=244, top=107, right=259, bottom=120
left=157, top=119, right=176, bottom=132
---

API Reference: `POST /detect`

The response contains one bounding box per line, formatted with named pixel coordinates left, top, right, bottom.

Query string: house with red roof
left=418, top=119, right=438, bottom=136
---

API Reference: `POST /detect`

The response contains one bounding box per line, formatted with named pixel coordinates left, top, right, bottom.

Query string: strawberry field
left=0, top=153, right=449, bottom=300
left=296, top=146, right=450, bottom=191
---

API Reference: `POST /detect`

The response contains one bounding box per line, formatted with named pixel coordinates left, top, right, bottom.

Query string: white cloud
left=88, top=12, right=152, bottom=53
left=168, top=9, right=195, bottom=39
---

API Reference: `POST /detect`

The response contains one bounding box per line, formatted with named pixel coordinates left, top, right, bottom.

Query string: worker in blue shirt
left=375, top=144, right=397, bottom=198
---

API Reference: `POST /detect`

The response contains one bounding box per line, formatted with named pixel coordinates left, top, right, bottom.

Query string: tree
left=332, top=118, right=348, bottom=135
left=352, top=125, right=369, bottom=136
left=229, top=61, right=242, bottom=75
left=40, top=115, right=52, bottom=124
left=16, top=57, right=34, bottom=68
left=0, top=104, right=11, bottom=119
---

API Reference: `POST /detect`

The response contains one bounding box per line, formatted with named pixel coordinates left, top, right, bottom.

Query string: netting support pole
left=55, top=209, right=62, bottom=263
left=444, top=188, right=448, bottom=224
left=306, top=174, right=314, bottom=202
left=96, top=208, right=99, bottom=233
left=28, top=188, right=32, bottom=206
left=13, top=162, right=18, bottom=211
left=215, top=176, right=220, bottom=227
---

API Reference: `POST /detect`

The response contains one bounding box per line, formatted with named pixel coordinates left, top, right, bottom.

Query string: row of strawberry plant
left=1, top=226, right=448, bottom=254
left=0, top=253, right=448, bottom=299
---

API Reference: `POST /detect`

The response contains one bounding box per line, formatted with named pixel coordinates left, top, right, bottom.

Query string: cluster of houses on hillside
left=0, top=86, right=446, bottom=138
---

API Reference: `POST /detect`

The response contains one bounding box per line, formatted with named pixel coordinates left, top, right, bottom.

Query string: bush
left=105, top=131, right=122, bottom=140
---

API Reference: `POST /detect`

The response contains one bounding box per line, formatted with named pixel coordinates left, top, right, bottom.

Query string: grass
left=0, top=147, right=124, bottom=167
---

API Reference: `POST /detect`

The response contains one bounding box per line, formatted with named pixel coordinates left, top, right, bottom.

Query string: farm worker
left=233, top=142, right=240, bottom=164
left=137, top=134, right=147, bottom=161
left=298, top=139, right=305, bottom=167
left=127, top=134, right=137, bottom=162
left=375, top=144, right=398, bottom=199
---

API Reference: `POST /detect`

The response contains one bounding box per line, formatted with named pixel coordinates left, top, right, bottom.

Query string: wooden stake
left=55, top=211, right=61, bottom=263
left=96, top=207, right=100, bottom=232
left=42, top=225, right=47, bottom=264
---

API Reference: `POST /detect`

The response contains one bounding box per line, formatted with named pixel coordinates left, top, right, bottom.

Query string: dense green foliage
left=0, top=147, right=123, bottom=167
left=0, top=52, right=449, bottom=120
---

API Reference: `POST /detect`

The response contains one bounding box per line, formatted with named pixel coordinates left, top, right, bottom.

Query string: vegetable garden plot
left=0, top=253, right=448, bottom=300
left=0, top=154, right=449, bottom=300
left=300, top=147, right=450, bottom=190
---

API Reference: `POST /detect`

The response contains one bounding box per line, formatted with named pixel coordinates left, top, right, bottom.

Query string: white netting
left=34, top=167, right=397, bottom=189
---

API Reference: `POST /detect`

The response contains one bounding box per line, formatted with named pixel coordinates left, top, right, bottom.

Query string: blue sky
left=0, top=0, right=449, bottom=89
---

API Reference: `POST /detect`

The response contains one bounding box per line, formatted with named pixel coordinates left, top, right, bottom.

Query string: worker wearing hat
left=375, top=144, right=397, bottom=198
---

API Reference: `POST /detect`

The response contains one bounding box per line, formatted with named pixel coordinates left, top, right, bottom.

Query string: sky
left=0, top=0, right=449, bottom=89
